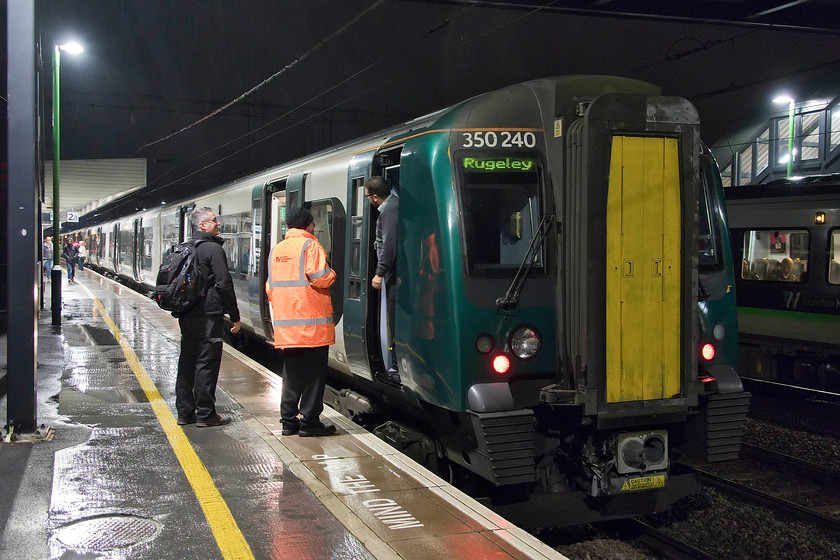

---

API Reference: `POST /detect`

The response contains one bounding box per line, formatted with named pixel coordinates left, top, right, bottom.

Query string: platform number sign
left=67, top=211, right=80, bottom=223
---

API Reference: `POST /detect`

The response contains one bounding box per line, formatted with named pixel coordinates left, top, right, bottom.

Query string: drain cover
left=54, top=514, right=162, bottom=552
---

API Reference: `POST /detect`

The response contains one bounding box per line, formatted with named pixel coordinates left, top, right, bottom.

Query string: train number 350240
left=460, top=131, right=538, bottom=149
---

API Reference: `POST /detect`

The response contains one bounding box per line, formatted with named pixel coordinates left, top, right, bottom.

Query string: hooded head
left=286, top=207, right=314, bottom=230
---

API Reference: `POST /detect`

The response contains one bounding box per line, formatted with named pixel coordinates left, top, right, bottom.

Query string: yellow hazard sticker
left=620, top=475, right=666, bottom=492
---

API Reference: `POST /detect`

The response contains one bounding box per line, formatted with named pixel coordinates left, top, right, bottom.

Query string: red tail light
left=492, top=354, right=511, bottom=374
left=701, top=343, right=716, bottom=361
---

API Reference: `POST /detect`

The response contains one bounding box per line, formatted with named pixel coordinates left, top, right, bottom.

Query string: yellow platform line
left=79, top=282, right=255, bottom=560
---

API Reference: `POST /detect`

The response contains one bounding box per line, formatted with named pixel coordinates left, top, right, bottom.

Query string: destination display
left=462, top=156, right=537, bottom=172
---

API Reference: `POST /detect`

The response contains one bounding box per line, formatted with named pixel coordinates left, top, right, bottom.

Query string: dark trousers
left=280, top=346, right=328, bottom=430
left=386, top=279, right=396, bottom=352
left=176, top=315, right=224, bottom=420
left=66, top=259, right=76, bottom=280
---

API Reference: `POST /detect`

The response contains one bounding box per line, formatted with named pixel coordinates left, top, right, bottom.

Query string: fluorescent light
left=59, top=42, right=84, bottom=55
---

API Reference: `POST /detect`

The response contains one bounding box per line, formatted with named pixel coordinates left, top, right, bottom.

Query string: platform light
left=51, top=39, right=85, bottom=326
left=773, top=95, right=795, bottom=177
left=59, top=41, right=84, bottom=55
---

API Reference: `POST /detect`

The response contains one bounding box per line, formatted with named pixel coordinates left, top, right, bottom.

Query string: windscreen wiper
left=496, top=214, right=554, bottom=313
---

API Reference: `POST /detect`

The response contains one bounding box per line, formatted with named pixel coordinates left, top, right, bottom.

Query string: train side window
left=309, top=198, right=346, bottom=321
left=829, top=229, right=840, bottom=285
left=161, top=209, right=179, bottom=253
left=348, top=177, right=366, bottom=300
left=309, top=200, right=334, bottom=260
left=698, top=165, right=722, bottom=270
left=140, top=217, right=156, bottom=279
left=741, top=229, right=809, bottom=282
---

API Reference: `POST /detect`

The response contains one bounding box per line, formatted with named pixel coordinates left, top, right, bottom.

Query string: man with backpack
left=174, top=207, right=241, bottom=427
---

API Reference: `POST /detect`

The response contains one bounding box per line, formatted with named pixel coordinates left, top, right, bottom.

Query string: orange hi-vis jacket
left=265, top=228, right=336, bottom=349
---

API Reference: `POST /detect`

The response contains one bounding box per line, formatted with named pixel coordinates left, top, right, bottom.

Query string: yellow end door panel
left=606, top=135, right=681, bottom=403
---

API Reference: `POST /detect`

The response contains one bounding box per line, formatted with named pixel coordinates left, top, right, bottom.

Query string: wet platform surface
left=0, top=269, right=565, bottom=559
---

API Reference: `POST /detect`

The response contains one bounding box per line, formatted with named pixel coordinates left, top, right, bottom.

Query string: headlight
left=475, top=333, right=495, bottom=354
left=713, top=322, right=726, bottom=341
left=510, top=326, right=541, bottom=359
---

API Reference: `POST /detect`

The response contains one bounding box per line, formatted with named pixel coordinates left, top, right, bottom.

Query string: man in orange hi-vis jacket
left=266, top=207, right=338, bottom=437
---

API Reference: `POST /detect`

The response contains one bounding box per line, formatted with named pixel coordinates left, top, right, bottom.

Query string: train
left=725, top=174, right=840, bottom=393
left=64, top=75, right=750, bottom=527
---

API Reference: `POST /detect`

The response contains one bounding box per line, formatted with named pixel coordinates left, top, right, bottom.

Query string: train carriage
left=69, top=75, right=748, bottom=526
left=725, top=175, right=840, bottom=392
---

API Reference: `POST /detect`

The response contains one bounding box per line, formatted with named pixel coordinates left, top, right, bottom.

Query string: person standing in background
left=266, top=207, right=337, bottom=437
left=43, top=236, right=54, bottom=281
left=61, top=239, right=78, bottom=283
left=77, top=240, right=87, bottom=271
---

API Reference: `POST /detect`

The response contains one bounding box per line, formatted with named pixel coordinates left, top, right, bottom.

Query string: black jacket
left=178, top=231, right=241, bottom=322
left=374, top=194, right=399, bottom=284
left=61, top=243, right=79, bottom=263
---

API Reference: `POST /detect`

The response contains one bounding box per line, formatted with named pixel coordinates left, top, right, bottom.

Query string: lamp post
left=51, top=41, right=84, bottom=325
left=773, top=95, right=795, bottom=178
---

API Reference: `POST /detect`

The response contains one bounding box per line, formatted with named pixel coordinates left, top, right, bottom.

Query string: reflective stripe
left=269, top=279, right=308, bottom=288
left=273, top=316, right=334, bottom=327
left=308, top=266, right=332, bottom=281
left=299, top=239, right=312, bottom=280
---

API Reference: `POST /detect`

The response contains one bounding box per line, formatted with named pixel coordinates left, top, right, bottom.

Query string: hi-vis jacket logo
left=783, top=291, right=800, bottom=310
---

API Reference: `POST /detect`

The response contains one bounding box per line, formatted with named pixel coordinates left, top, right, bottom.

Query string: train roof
left=723, top=174, right=840, bottom=202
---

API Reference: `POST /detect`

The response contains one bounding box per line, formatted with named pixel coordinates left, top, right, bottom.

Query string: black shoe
left=299, top=424, right=336, bottom=437
left=281, top=425, right=299, bottom=436
left=177, top=416, right=196, bottom=426
left=196, top=415, right=231, bottom=427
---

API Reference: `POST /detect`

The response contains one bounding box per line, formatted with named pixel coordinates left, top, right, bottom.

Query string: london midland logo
left=783, top=290, right=800, bottom=310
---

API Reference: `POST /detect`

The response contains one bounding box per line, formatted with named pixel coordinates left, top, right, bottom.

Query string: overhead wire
left=135, top=0, right=389, bottom=153
left=138, top=1, right=488, bottom=197
left=108, top=0, right=569, bottom=212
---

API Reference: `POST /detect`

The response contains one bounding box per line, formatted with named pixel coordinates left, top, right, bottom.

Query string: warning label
left=620, top=475, right=666, bottom=492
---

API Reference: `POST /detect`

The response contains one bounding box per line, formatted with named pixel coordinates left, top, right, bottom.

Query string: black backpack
left=153, top=240, right=206, bottom=313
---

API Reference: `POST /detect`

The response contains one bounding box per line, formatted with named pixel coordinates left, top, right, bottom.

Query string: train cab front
left=438, top=144, right=560, bottom=488
left=532, top=87, right=712, bottom=507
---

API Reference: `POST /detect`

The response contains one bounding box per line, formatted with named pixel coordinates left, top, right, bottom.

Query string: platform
left=0, top=268, right=566, bottom=559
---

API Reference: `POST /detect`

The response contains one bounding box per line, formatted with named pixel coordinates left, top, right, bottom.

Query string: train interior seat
left=765, top=259, right=780, bottom=278
left=793, top=260, right=807, bottom=278
left=830, top=260, right=840, bottom=285
left=750, top=259, right=766, bottom=279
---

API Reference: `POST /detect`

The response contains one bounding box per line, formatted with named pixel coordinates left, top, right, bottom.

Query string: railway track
left=695, top=443, right=840, bottom=528
left=612, top=446, right=840, bottom=559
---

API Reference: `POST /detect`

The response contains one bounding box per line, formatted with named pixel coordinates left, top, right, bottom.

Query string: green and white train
left=68, top=75, right=749, bottom=526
